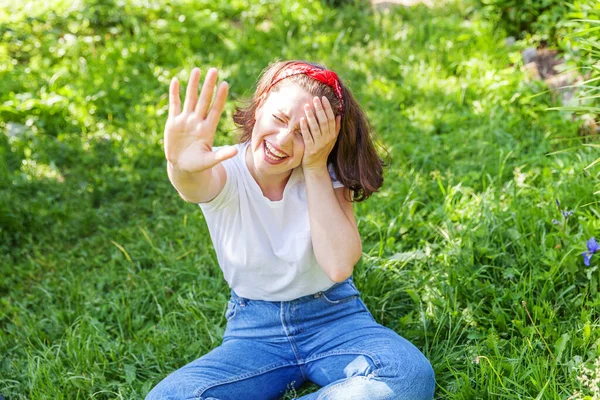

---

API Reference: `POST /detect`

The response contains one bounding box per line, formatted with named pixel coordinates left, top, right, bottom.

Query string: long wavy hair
left=232, top=60, right=384, bottom=202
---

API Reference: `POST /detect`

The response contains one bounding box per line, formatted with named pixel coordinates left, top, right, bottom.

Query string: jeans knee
left=145, top=383, right=171, bottom=400
left=418, top=358, right=436, bottom=395
left=375, top=356, right=434, bottom=400
left=144, top=386, right=161, bottom=400
left=145, top=380, right=193, bottom=400
left=395, top=357, right=435, bottom=399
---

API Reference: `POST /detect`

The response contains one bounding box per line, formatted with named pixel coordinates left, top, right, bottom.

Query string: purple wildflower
left=583, top=237, right=600, bottom=266
left=552, top=219, right=560, bottom=225
left=562, top=210, right=574, bottom=218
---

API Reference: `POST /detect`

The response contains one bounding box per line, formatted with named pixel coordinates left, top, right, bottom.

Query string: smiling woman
left=247, top=83, right=314, bottom=179
left=233, top=61, right=384, bottom=203
left=149, top=60, right=435, bottom=400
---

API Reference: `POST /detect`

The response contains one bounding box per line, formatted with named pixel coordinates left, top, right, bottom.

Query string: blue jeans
left=146, top=277, right=435, bottom=399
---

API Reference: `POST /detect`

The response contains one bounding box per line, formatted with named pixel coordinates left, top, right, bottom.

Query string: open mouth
left=263, top=140, right=288, bottom=162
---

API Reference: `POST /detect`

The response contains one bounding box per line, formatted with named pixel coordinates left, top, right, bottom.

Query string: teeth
left=265, top=140, right=286, bottom=159
left=265, top=151, right=280, bottom=161
left=266, top=143, right=284, bottom=158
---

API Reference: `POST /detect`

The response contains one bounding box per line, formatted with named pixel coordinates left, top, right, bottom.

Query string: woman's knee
left=413, top=357, right=435, bottom=397
left=318, top=362, right=434, bottom=400
left=145, top=382, right=167, bottom=400
left=145, top=381, right=175, bottom=400
left=145, top=373, right=200, bottom=400
left=386, top=356, right=435, bottom=400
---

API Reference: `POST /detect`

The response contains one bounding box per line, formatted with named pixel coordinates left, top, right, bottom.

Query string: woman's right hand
left=164, top=67, right=238, bottom=173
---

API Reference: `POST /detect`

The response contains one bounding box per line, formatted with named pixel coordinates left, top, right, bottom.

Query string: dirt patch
left=520, top=46, right=583, bottom=106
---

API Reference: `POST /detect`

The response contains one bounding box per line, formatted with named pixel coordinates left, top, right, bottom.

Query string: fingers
left=321, top=96, right=336, bottom=134
left=306, top=97, right=338, bottom=139
left=174, top=67, right=227, bottom=121
left=168, top=78, right=181, bottom=118
left=304, top=103, right=321, bottom=140
left=206, top=81, right=229, bottom=129
left=313, top=97, right=330, bottom=135
left=183, top=68, right=201, bottom=113
left=196, top=68, right=219, bottom=118
left=301, top=98, right=339, bottom=168
left=300, top=117, right=313, bottom=144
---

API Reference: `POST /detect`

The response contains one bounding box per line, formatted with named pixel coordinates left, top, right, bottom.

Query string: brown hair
left=232, top=60, right=384, bottom=202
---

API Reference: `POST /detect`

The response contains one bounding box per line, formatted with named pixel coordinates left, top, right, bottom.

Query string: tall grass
left=557, top=1, right=600, bottom=177
left=1, top=0, right=598, bottom=398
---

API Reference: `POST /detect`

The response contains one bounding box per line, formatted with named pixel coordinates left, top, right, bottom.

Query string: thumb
left=214, top=146, right=238, bottom=162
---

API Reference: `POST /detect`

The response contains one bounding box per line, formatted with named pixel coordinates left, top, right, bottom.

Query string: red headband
left=266, top=63, right=344, bottom=113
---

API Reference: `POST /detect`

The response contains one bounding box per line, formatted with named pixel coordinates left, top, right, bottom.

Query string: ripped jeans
left=146, top=277, right=435, bottom=400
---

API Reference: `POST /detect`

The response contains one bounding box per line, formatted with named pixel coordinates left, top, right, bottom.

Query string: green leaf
left=124, top=364, right=137, bottom=384
left=554, top=333, right=570, bottom=362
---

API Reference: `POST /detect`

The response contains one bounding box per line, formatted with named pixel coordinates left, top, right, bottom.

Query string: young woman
left=147, top=61, right=435, bottom=400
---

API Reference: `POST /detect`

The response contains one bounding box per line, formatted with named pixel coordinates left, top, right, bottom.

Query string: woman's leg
left=290, top=279, right=435, bottom=400
left=297, top=328, right=434, bottom=400
left=146, top=294, right=306, bottom=400
left=145, top=338, right=305, bottom=400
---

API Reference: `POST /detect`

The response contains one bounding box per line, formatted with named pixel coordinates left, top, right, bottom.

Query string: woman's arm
left=167, top=161, right=227, bottom=204
left=164, top=67, right=237, bottom=203
left=301, top=95, right=362, bottom=281
left=304, top=169, right=362, bottom=282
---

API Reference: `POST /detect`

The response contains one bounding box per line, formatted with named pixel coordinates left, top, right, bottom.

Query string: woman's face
left=249, top=82, right=314, bottom=177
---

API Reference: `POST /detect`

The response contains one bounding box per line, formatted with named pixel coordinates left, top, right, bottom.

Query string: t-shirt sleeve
left=198, top=146, right=239, bottom=211
left=328, top=164, right=345, bottom=189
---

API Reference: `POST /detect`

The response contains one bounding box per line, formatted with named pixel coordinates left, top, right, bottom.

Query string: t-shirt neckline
left=240, top=141, right=300, bottom=206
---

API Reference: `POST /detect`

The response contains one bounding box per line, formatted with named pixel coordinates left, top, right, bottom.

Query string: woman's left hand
left=301, top=96, right=341, bottom=171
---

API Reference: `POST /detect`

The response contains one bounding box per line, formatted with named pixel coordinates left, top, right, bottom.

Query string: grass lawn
left=1, top=0, right=599, bottom=398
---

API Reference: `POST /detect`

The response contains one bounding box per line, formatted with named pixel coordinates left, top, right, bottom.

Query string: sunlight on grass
left=1, top=0, right=599, bottom=399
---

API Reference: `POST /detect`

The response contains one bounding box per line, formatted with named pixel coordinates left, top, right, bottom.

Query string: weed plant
left=476, top=0, right=570, bottom=43
left=1, top=0, right=599, bottom=398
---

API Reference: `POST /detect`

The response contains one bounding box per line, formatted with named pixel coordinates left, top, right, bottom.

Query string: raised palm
left=164, top=68, right=237, bottom=173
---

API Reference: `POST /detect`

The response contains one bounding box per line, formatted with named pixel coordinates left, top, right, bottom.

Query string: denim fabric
left=146, top=277, right=435, bottom=400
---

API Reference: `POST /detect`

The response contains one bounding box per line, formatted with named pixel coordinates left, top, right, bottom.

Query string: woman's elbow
left=326, top=256, right=361, bottom=282
left=329, top=269, right=353, bottom=282
left=318, top=244, right=362, bottom=282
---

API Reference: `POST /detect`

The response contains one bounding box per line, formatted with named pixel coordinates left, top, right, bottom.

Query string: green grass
left=1, top=0, right=600, bottom=398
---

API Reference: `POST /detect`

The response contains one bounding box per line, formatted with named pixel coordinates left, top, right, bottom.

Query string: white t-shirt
left=199, top=141, right=345, bottom=301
